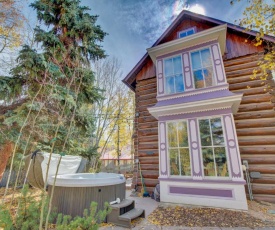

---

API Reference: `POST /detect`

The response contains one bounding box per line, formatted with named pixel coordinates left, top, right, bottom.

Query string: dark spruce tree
left=0, top=0, right=106, bottom=162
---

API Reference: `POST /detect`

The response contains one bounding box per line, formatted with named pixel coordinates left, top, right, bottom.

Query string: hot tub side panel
left=48, top=183, right=125, bottom=218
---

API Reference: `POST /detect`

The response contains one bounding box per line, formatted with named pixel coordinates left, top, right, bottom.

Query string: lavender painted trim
left=159, top=108, right=232, bottom=121
left=153, top=88, right=235, bottom=108
left=159, top=177, right=246, bottom=185
left=211, top=44, right=220, bottom=83
left=156, top=83, right=229, bottom=101
left=169, top=186, right=233, bottom=198
left=158, top=40, right=217, bottom=59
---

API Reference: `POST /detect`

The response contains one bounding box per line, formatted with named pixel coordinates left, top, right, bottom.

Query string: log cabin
left=122, top=10, right=275, bottom=210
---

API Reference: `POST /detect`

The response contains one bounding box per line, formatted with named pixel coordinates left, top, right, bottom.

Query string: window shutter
left=157, top=59, right=165, bottom=96
left=222, top=114, right=243, bottom=180
left=211, top=44, right=226, bottom=84
left=159, top=121, right=168, bottom=177
left=182, top=52, right=193, bottom=90
left=188, top=119, right=203, bottom=179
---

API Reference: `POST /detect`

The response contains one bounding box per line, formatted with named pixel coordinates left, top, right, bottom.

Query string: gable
left=123, top=10, right=275, bottom=91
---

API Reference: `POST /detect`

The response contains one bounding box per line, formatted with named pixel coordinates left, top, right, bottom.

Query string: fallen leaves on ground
left=148, top=205, right=275, bottom=228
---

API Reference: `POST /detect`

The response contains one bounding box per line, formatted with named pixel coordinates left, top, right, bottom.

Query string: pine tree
left=0, top=0, right=106, bottom=159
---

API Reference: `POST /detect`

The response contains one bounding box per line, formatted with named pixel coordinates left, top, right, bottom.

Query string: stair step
left=118, top=208, right=145, bottom=221
left=110, top=199, right=134, bottom=209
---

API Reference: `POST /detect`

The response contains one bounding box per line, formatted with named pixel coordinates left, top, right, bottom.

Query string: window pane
left=201, top=48, right=212, bottom=66
left=173, top=56, right=182, bottom=74
left=168, top=122, right=177, bottom=147
left=165, top=76, right=175, bottom=94
left=202, top=147, right=215, bottom=176
left=180, top=148, right=191, bottom=176
left=187, top=29, right=194, bottom=36
left=170, top=149, right=180, bottom=175
left=199, top=119, right=212, bottom=146
left=179, top=31, right=187, bottom=38
left=191, top=51, right=201, bottom=70
left=214, top=147, right=228, bottom=177
left=211, top=118, right=224, bottom=146
left=175, top=74, right=184, bottom=93
left=164, top=58, right=173, bottom=76
left=178, top=121, right=188, bottom=147
left=203, top=68, right=214, bottom=87
left=194, top=70, right=205, bottom=89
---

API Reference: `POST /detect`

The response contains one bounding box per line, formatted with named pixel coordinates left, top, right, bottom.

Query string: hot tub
left=48, top=173, right=126, bottom=217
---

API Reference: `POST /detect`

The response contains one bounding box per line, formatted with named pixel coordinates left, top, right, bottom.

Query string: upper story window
left=191, top=48, right=215, bottom=89
left=198, top=117, right=229, bottom=177
left=178, top=27, right=196, bottom=38
left=164, top=55, right=184, bottom=94
left=167, top=120, right=191, bottom=176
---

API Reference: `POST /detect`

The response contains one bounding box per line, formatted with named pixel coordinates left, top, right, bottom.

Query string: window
left=167, top=121, right=191, bottom=176
left=164, top=55, right=184, bottom=94
left=199, top=117, right=229, bottom=177
left=178, top=28, right=195, bottom=38
left=191, top=48, right=215, bottom=89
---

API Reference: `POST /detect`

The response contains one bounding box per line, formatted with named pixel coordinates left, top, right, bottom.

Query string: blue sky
left=23, top=0, right=248, bottom=78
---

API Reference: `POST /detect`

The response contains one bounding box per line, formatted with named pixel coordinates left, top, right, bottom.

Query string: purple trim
left=158, top=40, right=217, bottom=60
left=222, top=115, right=242, bottom=178
left=211, top=44, right=220, bottom=83
left=157, top=59, right=164, bottom=95
left=159, top=177, right=246, bottom=184
left=159, top=108, right=232, bottom=121
left=159, top=121, right=168, bottom=176
left=156, top=84, right=229, bottom=100
left=211, top=44, right=226, bottom=84
left=153, top=88, right=234, bottom=108
left=169, top=186, right=234, bottom=198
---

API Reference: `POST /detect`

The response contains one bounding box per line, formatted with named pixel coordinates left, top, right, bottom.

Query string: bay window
left=199, top=117, right=229, bottom=177
left=167, top=121, right=191, bottom=176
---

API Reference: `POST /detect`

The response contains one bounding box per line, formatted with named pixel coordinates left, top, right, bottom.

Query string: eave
left=147, top=24, right=227, bottom=64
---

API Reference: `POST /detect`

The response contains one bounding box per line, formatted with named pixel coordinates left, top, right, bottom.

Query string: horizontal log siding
left=225, top=53, right=275, bottom=203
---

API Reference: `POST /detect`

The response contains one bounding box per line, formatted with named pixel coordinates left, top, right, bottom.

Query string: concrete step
left=118, top=208, right=145, bottom=221
left=110, top=199, right=134, bottom=209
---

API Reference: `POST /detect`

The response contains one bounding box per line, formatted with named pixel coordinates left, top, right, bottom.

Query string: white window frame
left=197, top=116, right=230, bottom=179
left=166, top=119, right=192, bottom=177
left=163, top=54, right=184, bottom=94
left=189, top=46, right=217, bottom=89
left=178, top=27, right=196, bottom=38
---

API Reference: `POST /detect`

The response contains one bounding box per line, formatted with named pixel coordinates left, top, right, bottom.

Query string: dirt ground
left=148, top=199, right=275, bottom=228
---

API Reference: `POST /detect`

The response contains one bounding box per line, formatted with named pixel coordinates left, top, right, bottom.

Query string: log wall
left=133, top=52, right=275, bottom=201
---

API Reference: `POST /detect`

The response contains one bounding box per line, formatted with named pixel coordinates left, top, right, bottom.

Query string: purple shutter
left=159, top=121, right=168, bottom=177
left=157, top=59, right=165, bottom=96
left=222, top=114, right=243, bottom=180
left=182, top=52, right=193, bottom=90
left=211, top=44, right=226, bottom=84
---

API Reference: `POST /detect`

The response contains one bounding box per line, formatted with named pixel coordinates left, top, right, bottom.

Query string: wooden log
left=138, top=135, right=158, bottom=143
left=137, top=77, right=156, bottom=86
left=238, top=136, right=275, bottom=146
left=137, top=178, right=158, bottom=187
left=253, top=194, right=275, bottom=203
left=226, top=68, right=256, bottom=79
left=138, top=121, right=158, bottom=129
left=136, top=98, right=157, bottom=106
left=138, top=128, right=158, bottom=136
left=227, top=74, right=263, bottom=84
left=138, top=150, right=159, bottom=157
left=252, top=174, right=275, bottom=184
left=241, top=155, right=275, bottom=164
left=138, top=156, right=159, bottom=164
left=234, top=110, right=275, bottom=120
left=240, top=94, right=272, bottom=104
left=136, top=170, right=159, bottom=179
left=236, top=127, right=275, bottom=136
left=251, top=183, right=275, bottom=195
left=247, top=164, right=275, bottom=174
left=239, top=146, right=275, bottom=154
left=235, top=118, right=275, bottom=129
left=224, top=54, right=263, bottom=67
left=139, top=143, right=159, bottom=150
left=224, top=60, right=260, bottom=73
left=136, top=87, right=156, bottom=96
left=231, top=86, right=269, bottom=96
left=139, top=163, right=159, bottom=170
left=237, top=103, right=274, bottom=113
left=138, top=116, right=157, bottom=124
left=136, top=83, right=157, bottom=92
left=229, top=79, right=270, bottom=91
left=137, top=93, right=157, bottom=101
left=137, top=104, right=156, bottom=112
